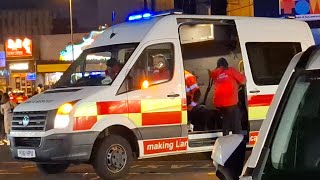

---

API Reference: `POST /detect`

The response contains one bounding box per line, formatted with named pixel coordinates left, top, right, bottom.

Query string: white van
left=212, top=45, right=320, bottom=180
left=9, top=12, right=314, bottom=179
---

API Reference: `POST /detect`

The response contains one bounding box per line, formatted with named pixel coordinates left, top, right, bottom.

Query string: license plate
left=17, top=149, right=36, bottom=158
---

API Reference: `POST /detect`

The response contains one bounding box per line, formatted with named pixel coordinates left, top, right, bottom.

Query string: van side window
left=122, top=43, right=174, bottom=92
left=246, top=42, right=302, bottom=85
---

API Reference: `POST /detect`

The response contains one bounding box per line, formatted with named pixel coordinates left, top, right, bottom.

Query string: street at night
left=0, top=146, right=217, bottom=180
left=1, top=0, right=320, bottom=180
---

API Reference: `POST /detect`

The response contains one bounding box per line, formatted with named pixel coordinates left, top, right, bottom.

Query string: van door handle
left=249, top=90, right=260, bottom=93
left=167, top=94, right=180, bottom=98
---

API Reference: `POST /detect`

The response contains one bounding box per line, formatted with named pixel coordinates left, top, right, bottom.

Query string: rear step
left=188, top=131, right=223, bottom=148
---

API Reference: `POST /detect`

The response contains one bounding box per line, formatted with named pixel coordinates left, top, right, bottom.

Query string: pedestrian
left=1, top=93, right=17, bottom=145
left=0, top=91, right=5, bottom=145
left=211, top=57, right=246, bottom=136
left=36, top=83, right=43, bottom=94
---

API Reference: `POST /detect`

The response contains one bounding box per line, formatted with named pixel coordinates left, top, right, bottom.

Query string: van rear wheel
left=93, top=135, right=133, bottom=180
left=36, top=163, right=70, bottom=174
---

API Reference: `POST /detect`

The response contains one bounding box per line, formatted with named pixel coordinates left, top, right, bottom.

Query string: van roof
left=86, top=14, right=307, bottom=50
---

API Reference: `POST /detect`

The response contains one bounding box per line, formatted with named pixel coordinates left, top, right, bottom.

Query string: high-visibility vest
left=185, top=70, right=199, bottom=95
left=184, top=70, right=199, bottom=109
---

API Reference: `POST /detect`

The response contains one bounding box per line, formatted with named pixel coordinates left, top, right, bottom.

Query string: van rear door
left=235, top=18, right=314, bottom=142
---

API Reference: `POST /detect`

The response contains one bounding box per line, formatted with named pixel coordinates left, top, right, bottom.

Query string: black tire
left=93, top=135, right=133, bottom=180
left=36, top=163, right=70, bottom=174
left=216, top=165, right=236, bottom=180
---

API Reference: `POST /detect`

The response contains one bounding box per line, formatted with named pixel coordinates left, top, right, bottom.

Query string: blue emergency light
left=128, top=12, right=152, bottom=21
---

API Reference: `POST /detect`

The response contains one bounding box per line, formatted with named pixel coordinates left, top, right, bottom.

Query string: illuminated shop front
left=0, top=51, right=7, bottom=92
left=36, top=63, right=70, bottom=88
left=5, top=37, right=35, bottom=96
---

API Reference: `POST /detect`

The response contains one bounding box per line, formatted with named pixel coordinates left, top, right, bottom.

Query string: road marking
left=208, top=172, right=216, bottom=176
left=199, top=164, right=213, bottom=168
left=130, top=165, right=140, bottom=168
left=140, top=165, right=165, bottom=169
left=21, top=166, right=35, bottom=169
left=0, top=173, right=21, bottom=175
left=90, top=176, right=100, bottom=180
left=171, top=164, right=192, bottom=169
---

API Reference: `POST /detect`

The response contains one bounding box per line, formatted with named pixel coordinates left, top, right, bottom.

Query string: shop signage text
left=26, top=73, right=36, bottom=81
left=5, top=38, right=33, bottom=58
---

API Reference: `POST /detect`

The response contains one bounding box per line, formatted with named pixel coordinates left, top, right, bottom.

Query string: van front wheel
left=93, top=135, right=133, bottom=180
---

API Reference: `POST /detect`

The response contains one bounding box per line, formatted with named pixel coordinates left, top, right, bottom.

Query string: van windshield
left=54, top=43, right=138, bottom=88
left=261, top=70, right=320, bottom=179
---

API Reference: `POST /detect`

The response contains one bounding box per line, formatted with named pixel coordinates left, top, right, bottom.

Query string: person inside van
left=106, top=58, right=123, bottom=80
left=151, top=54, right=170, bottom=82
left=185, top=70, right=220, bottom=131
left=211, top=57, right=246, bottom=136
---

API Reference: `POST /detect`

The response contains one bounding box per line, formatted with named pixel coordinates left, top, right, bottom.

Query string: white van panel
left=235, top=19, right=314, bottom=96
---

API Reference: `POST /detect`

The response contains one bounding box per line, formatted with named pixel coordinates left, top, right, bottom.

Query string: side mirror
left=211, top=134, right=244, bottom=168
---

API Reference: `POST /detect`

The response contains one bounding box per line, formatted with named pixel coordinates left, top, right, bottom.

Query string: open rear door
left=235, top=18, right=315, bottom=146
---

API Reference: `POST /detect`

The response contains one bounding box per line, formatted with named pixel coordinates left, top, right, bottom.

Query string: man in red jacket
left=211, top=57, right=246, bottom=136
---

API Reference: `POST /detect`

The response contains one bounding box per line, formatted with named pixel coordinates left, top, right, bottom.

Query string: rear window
left=246, top=42, right=302, bottom=85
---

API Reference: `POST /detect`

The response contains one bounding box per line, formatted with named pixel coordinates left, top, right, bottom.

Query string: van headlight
left=54, top=103, right=73, bottom=129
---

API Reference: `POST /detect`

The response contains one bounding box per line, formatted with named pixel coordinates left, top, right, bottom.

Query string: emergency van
left=9, top=12, right=314, bottom=179
left=211, top=45, right=320, bottom=180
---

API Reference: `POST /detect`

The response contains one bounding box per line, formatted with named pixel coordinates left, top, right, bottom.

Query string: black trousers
left=219, top=105, right=242, bottom=136
left=0, top=114, right=4, bottom=139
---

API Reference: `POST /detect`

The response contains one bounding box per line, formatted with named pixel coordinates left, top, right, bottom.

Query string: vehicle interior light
left=58, top=103, right=73, bottom=115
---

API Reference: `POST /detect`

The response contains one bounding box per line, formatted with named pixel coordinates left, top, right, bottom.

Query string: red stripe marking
left=142, top=111, right=182, bottom=126
left=96, top=100, right=141, bottom=115
left=181, top=98, right=187, bottom=111
left=249, top=131, right=259, bottom=146
left=143, top=137, right=188, bottom=155
left=73, top=116, right=97, bottom=131
left=128, top=100, right=141, bottom=113
left=97, top=101, right=128, bottom=115
left=248, top=94, right=274, bottom=107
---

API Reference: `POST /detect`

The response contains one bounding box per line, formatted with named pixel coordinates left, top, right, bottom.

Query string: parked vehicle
left=212, top=45, right=320, bottom=180
left=9, top=90, right=28, bottom=104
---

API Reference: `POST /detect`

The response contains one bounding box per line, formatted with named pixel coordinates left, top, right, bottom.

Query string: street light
left=69, top=0, right=74, bottom=61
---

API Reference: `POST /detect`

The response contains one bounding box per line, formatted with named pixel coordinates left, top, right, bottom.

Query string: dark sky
left=0, top=0, right=100, bottom=32
left=1, top=0, right=52, bottom=9
left=0, top=0, right=146, bottom=32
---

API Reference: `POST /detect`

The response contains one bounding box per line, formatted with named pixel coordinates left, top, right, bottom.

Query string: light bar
left=128, top=12, right=152, bottom=21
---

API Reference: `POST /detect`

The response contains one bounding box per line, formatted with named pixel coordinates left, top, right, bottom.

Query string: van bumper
left=10, top=131, right=100, bottom=162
